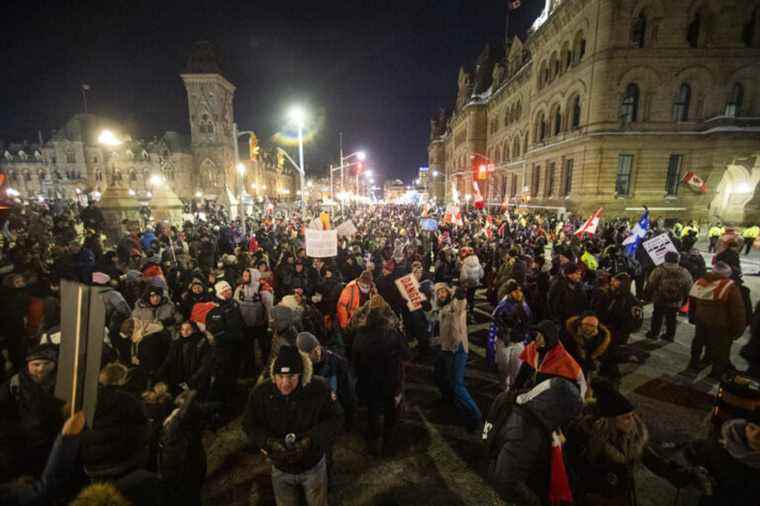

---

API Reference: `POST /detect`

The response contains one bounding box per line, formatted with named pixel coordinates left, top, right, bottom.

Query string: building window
left=620, top=83, right=639, bottom=124
left=672, top=83, right=691, bottom=122
left=571, top=96, right=582, bottom=129
left=92, top=156, right=98, bottom=163
left=66, top=152, right=76, bottom=164
left=725, top=83, right=744, bottom=117
left=563, top=159, right=574, bottom=196
left=665, top=154, right=683, bottom=196
left=536, top=113, right=547, bottom=142
left=573, top=31, right=586, bottom=64
left=553, top=108, right=562, bottom=136
left=743, top=9, right=757, bottom=47
left=510, top=174, right=518, bottom=197
left=615, top=154, right=634, bottom=195
left=513, top=138, right=521, bottom=158
left=631, top=11, right=647, bottom=48
left=531, top=166, right=541, bottom=197
left=547, top=162, right=557, bottom=196
left=687, top=14, right=701, bottom=48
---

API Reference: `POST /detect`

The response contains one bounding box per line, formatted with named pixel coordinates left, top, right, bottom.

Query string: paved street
left=201, top=243, right=758, bottom=506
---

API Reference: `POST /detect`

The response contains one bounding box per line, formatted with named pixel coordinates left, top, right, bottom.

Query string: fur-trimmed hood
left=580, top=412, right=649, bottom=465
left=268, top=349, right=314, bottom=387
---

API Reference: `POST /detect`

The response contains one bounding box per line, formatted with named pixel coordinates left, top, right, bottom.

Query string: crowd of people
left=0, top=197, right=759, bottom=506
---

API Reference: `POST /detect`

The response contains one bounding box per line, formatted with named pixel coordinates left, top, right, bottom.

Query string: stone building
left=428, top=0, right=760, bottom=223
left=0, top=41, right=296, bottom=205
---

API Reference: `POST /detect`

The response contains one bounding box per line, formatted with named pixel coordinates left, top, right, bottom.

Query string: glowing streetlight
left=356, top=151, right=367, bottom=161
left=195, top=191, right=203, bottom=198
left=433, top=170, right=440, bottom=177
left=98, top=129, right=122, bottom=146
left=236, top=163, right=246, bottom=175
left=287, top=105, right=307, bottom=205
left=149, top=174, right=163, bottom=186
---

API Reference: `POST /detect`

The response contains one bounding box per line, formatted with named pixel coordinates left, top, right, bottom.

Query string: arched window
left=504, top=108, right=510, bottom=127
left=672, top=83, right=691, bottom=122
left=571, top=95, right=582, bottom=129
left=687, top=13, right=701, bottom=48
left=553, top=106, right=563, bottom=136
left=513, top=137, right=521, bottom=159
left=621, top=83, right=639, bottom=124
left=563, top=42, right=572, bottom=70
left=743, top=9, right=757, bottom=47
left=572, top=31, right=586, bottom=64
left=551, top=53, right=560, bottom=78
left=503, top=142, right=510, bottom=162
left=631, top=11, right=647, bottom=48
left=536, top=112, right=548, bottom=142
left=725, top=83, right=744, bottom=117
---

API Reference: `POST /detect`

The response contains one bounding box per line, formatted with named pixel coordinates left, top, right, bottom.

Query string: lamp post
left=288, top=106, right=307, bottom=207
left=330, top=150, right=366, bottom=200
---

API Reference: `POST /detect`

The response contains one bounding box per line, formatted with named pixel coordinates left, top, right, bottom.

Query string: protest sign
left=305, top=229, right=338, bottom=258
left=56, top=280, right=106, bottom=427
left=335, top=220, right=358, bottom=237
left=642, top=233, right=679, bottom=266
left=395, top=273, right=427, bottom=311
left=420, top=218, right=438, bottom=231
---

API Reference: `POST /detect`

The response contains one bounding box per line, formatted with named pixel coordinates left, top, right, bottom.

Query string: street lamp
left=288, top=105, right=307, bottom=206
left=98, top=130, right=122, bottom=147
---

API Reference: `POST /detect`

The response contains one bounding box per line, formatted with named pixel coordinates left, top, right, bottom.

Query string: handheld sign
left=305, top=229, right=338, bottom=258
left=642, top=233, right=679, bottom=266
left=395, top=273, right=427, bottom=311
left=56, top=280, right=106, bottom=427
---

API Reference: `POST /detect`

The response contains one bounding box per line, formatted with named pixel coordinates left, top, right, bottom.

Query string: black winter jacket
left=489, top=378, right=583, bottom=506
left=206, top=297, right=244, bottom=345
left=242, top=355, right=343, bottom=474
left=155, top=331, right=213, bottom=395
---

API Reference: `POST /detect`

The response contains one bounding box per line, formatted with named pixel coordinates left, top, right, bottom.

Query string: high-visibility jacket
left=708, top=226, right=723, bottom=238
left=742, top=226, right=760, bottom=240
left=337, top=280, right=364, bottom=329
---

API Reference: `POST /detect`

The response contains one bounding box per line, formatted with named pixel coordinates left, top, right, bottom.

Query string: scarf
left=722, top=420, right=760, bottom=470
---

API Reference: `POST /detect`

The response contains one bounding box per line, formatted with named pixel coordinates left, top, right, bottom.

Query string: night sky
left=0, top=0, right=545, bottom=181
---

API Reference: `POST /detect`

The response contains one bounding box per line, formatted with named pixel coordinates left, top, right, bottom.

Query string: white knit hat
left=214, top=280, right=232, bottom=297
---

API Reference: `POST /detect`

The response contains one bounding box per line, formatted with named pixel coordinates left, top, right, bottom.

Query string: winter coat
left=459, top=254, right=484, bottom=289
left=567, top=411, right=693, bottom=506
left=234, top=269, right=271, bottom=328
left=80, top=386, right=150, bottom=479
left=352, top=312, right=412, bottom=401
left=337, top=281, right=369, bottom=330
left=489, top=378, right=584, bottom=505
left=433, top=292, right=469, bottom=353
left=490, top=296, right=533, bottom=344
left=603, top=279, right=643, bottom=337
left=155, top=331, right=213, bottom=395
left=547, top=277, right=589, bottom=324
left=205, top=297, right=244, bottom=346
left=565, top=316, right=612, bottom=364
left=132, top=295, right=180, bottom=329
left=242, top=352, right=343, bottom=474
left=689, top=273, right=746, bottom=338
left=686, top=419, right=760, bottom=506
left=646, top=262, right=693, bottom=308
left=313, top=350, right=356, bottom=425
left=97, top=286, right=131, bottom=335
left=0, top=369, right=64, bottom=480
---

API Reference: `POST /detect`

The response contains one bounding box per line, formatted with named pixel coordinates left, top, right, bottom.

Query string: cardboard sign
left=56, top=281, right=106, bottom=427
left=642, top=233, right=679, bottom=266
left=395, top=273, right=427, bottom=311
left=335, top=220, right=358, bottom=237
left=305, top=229, right=338, bottom=258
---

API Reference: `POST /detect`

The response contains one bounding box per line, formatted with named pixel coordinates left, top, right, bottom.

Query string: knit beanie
left=214, top=280, right=232, bottom=297
left=594, top=381, right=635, bottom=418
left=296, top=332, right=320, bottom=354
left=273, top=345, right=304, bottom=375
left=26, top=343, right=58, bottom=363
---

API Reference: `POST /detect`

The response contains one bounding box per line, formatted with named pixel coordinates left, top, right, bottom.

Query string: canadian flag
left=682, top=171, right=707, bottom=193
left=472, top=181, right=485, bottom=210
left=444, top=205, right=463, bottom=227
left=575, top=207, right=603, bottom=237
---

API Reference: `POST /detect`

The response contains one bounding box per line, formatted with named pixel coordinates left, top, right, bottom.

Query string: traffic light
left=249, top=134, right=260, bottom=161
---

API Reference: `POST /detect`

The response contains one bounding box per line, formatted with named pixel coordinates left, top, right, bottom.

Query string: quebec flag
left=623, top=208, right=650, bottom=256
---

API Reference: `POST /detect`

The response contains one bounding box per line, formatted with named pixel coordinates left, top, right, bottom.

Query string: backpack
left=482, top=389, right=518, bottom=460
left=659, top=268, right=685, bottom=304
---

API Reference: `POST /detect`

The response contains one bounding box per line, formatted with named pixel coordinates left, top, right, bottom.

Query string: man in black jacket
left=0, top=343, right=64, bottom=481
left=488, top=377, right=583, bottom=505
left=206, top=281, right=244, bottom=413
left=547, top=262, right=589, bottom=326
left=243, top=345, right=343, bottom=506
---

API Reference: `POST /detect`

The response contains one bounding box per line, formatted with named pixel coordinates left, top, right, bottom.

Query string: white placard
left=335, top=220, right=358, bottom=238
left=305, top=229, right=338, bottom=258
left=394, top=273, right=427, bottom=311
left=643, top=233, right=679, bottom=266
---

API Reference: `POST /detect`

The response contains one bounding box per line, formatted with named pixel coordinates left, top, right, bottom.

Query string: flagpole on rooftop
left=81, top=83, right=90, bottom=114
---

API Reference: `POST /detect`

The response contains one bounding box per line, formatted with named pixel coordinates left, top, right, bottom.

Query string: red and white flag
left=472, top=181, right=485, bottom=210
left=575, top=207, right=603, bottom=237
left=682, top=171, right=707, bottom=193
